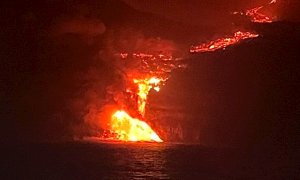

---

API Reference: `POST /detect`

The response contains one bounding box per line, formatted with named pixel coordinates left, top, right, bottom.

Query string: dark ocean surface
left=1, top=141, right=297, bottom=179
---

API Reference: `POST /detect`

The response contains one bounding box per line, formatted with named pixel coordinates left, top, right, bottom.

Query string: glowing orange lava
left=191, top=1, right=276, bottom=53
left=108, top=77, right=164, bottom=142
left=190, top=31, right=259, bottom=53
left=104, top=51, right=184, bottom=142
left=110, top=110, right=163, bottom=142
left=108, top=32, right=260, bottom=141
left=233, top=0, right=277, bottom=23
left=99, top=1, right=277, bottom=142
left=133, top=77, right=163, bottom=116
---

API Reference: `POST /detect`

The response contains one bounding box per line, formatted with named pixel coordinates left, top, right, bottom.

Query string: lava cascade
left=102, top=52, right=184, bottom=142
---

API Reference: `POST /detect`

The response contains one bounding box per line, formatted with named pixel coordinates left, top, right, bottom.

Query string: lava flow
left=191, top=0, right=277, bottom=54
left=233, top=0, right=277, bottom=23
left=103, top=52, right=183, bottom=142
left=133, top=77, right=162, bottom=116
left=190, top=31, right=259, bottom=53
left=97, top=0, right=277, bottom=142
left=110, top=110, right=163, bottom=142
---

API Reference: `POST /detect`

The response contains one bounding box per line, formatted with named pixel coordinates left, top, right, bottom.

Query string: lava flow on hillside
left=89, top=0, right=279, bottom=143
left=190, top=0, right=277, bottom=54
left=190, top=31, right=259, bottom=53
left=233, top=0, right=278, bottom=23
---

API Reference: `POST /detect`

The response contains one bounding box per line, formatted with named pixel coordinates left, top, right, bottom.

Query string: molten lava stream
left=233, top=0, right=277, bottom=23
left=111, top=110, right=163, bottom=142
left=102, top=51, right=184, bottom=143
left=107, top=76, right=165, bottom=143
left=190, top=31, right=259, bottom=53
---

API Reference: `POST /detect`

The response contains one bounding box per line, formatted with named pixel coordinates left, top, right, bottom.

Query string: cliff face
left=151, top=22, right=300, bottom=147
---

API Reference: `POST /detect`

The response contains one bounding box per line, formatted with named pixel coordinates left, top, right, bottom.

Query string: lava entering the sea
left=110, top=110, right=163, bottom=142
left=94, top=0, right=278, bottom=143
left=101, top=52, right=184, bottom=142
